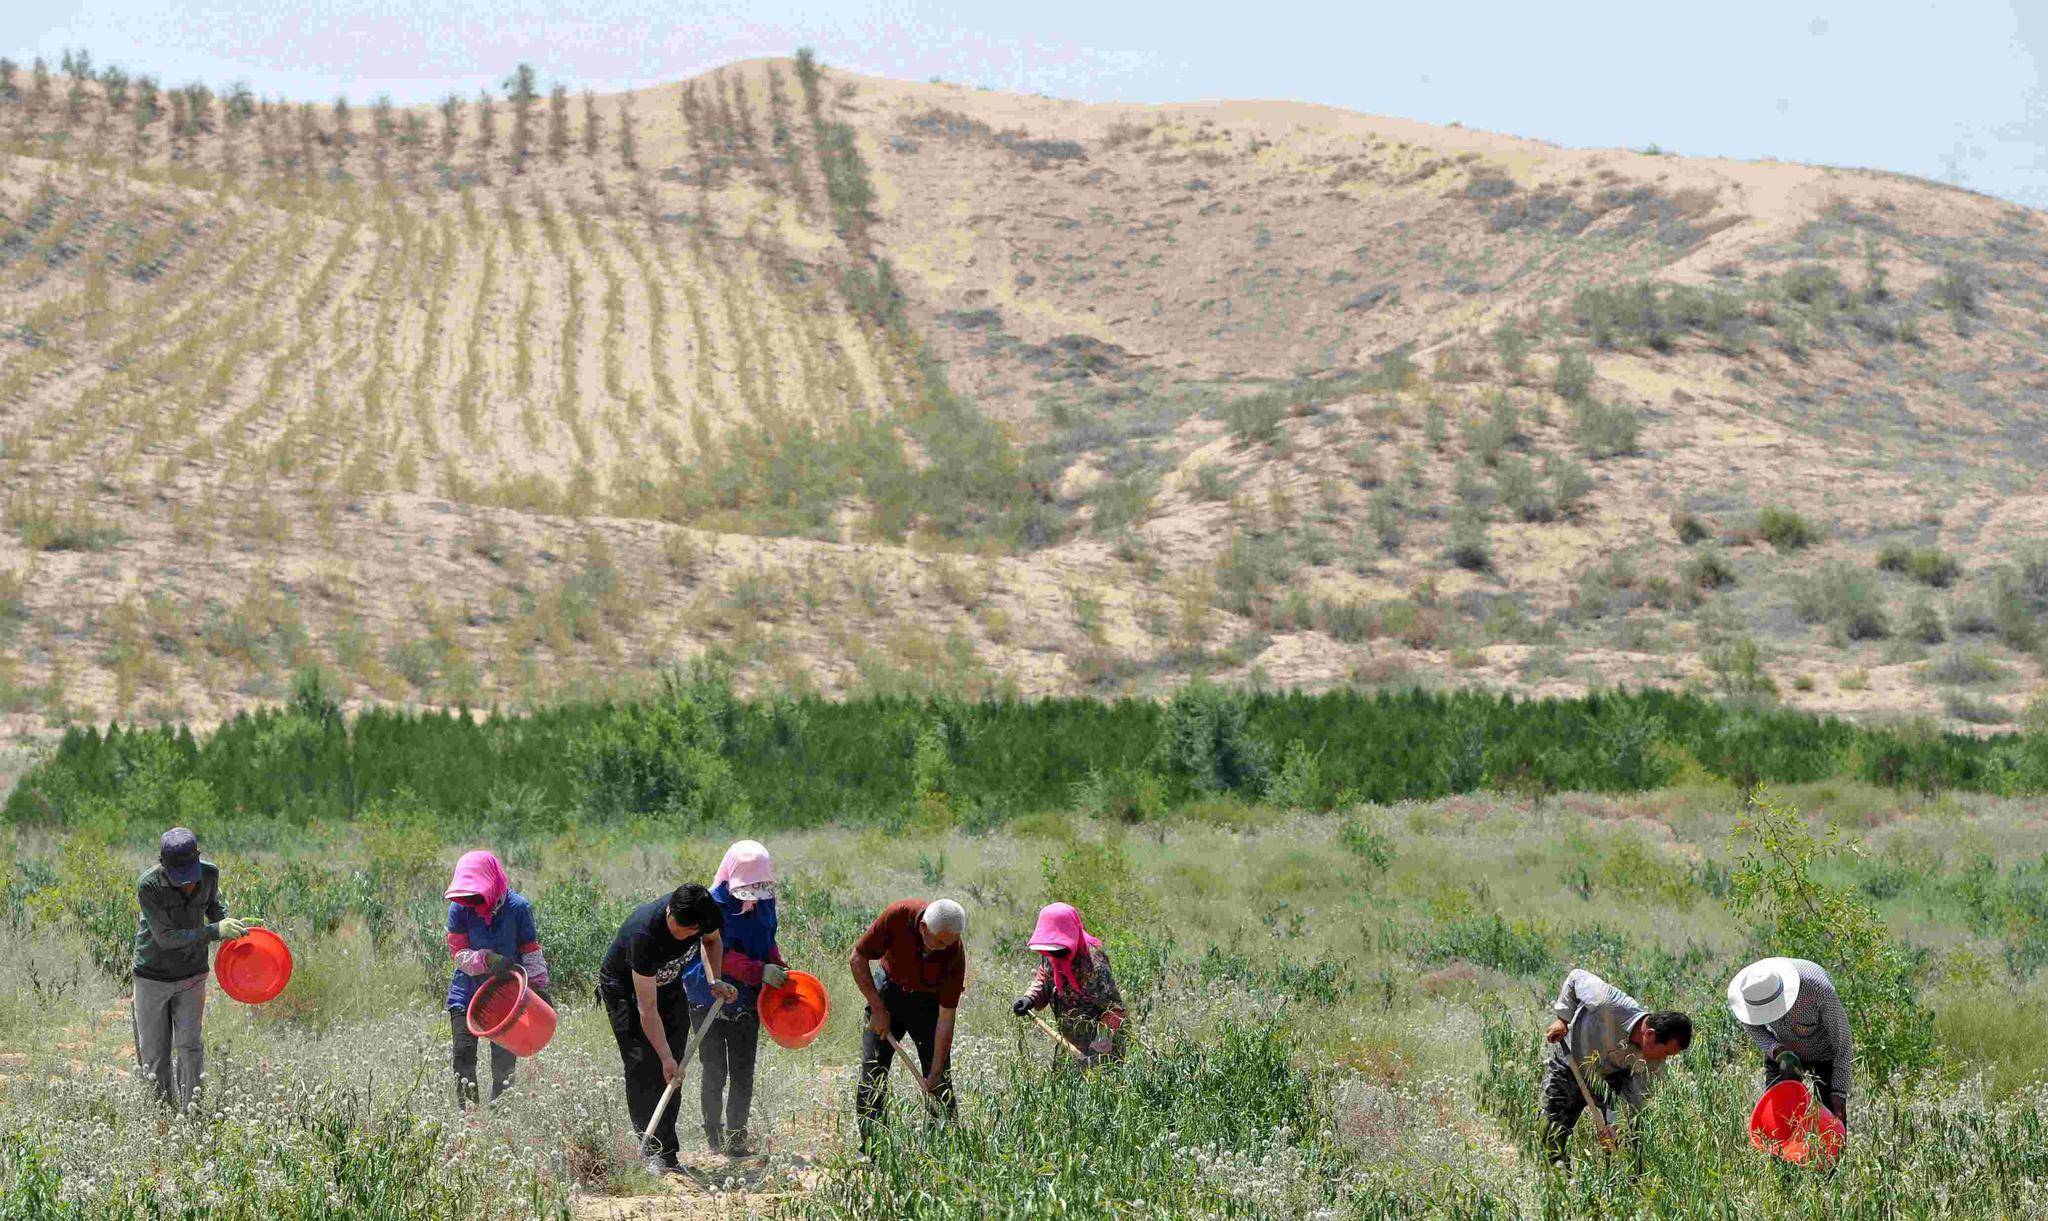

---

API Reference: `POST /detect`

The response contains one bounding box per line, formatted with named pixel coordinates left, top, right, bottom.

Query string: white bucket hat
left=1727, top=958, right=1801, bottom=1026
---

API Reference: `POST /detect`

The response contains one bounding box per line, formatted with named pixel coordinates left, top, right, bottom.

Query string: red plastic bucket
left=466, top=967, right=557, bottom=1056
left=760, top=970, right=830, bottom=1050
left=216, top=928, right=294, bottom=1004
left=1748, top=1080, right=1846, bottom=1167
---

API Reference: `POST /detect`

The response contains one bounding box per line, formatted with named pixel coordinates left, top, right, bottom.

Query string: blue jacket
left=445, top=891, right=538, bottom=1013
left=685, top=881, right=780, bottom=1014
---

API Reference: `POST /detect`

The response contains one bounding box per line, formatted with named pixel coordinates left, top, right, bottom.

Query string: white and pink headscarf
left=714, top=840, right=775, bottom=912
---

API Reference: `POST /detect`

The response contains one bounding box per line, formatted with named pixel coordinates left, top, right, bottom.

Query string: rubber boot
left=724, top=1128, right=755, bottom=1158
left=704, top=1124, right=723, bottom=1155
left=454, top=1077, right=479, bottom=1111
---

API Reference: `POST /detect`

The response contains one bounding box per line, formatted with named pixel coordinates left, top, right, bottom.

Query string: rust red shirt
left=855, top=899, right=967, bottom=1007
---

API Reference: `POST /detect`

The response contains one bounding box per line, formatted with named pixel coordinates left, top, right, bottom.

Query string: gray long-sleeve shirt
left=1739, top=959, right=1853, bottom=1099
left=1551, top=968, right=1660, bottom=1113
left=132, top=862, right=225, bottom=983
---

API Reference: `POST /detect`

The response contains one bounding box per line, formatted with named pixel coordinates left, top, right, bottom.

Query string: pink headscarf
left=446, top=850, right=510, bottom=915
left=713, top=840, right=774, bottom=913
left=1028, top=902, right=1102, bottom=997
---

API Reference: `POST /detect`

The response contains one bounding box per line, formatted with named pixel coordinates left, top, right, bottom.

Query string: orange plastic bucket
left=466, top=968, right=558, bottom=1056
left=1748, top=1080, right=1846, bottom=1167
left=216, top=928, right=294, bottom=1004
left=760, top=970, right=829, bottom=1050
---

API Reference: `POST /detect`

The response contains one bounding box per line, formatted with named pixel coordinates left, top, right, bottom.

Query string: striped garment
left=1740, top=958, right=1853, bottom=1097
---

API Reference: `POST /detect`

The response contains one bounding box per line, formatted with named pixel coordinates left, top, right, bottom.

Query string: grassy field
left=6, top=693, right=2048, bottom=1216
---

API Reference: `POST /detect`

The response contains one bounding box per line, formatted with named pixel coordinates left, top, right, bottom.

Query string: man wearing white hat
left=1726, top=957, right=1851, bottom=1127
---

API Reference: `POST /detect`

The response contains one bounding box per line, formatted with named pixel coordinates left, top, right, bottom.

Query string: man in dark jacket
left=133, top=827, right=259, bottom=1111
left=596, top=883, right=733, bottom=1174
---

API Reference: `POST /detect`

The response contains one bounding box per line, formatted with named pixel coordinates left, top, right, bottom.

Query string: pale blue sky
left=4, top=1, right=2041, bottom=207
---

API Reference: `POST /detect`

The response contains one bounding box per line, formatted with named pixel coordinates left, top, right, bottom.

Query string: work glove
left=762, top=965, right=789, bottom=990
left=217, top=918, right=262, bottom=940
left=1774, top=1050, right=1803, bottom=1076
left=1011, top=998, right=1032, bottom=1017
left=484, top=952, right=515, bottom=978
left=710, top=979, right=738, bottom=1004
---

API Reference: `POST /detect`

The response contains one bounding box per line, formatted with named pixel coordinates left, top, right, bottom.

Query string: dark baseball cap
left=159, top=827, right=203, bottom=886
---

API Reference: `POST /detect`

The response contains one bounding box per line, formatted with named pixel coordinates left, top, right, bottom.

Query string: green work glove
left=762, top=964, right=789, bottom=990
left=217, top=917, right=262, bottom=940
left=484, top=952, right=515, bottom=978
left=1774, top=1050, right=1803, bottom=1076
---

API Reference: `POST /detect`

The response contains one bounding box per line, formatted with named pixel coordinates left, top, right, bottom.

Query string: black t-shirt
left=598, top=898, right=719, bottom=993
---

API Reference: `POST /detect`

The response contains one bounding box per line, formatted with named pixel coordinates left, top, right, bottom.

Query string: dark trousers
left=450, top=1010, right=518, bottom=1104
left=1764, top=1056, right=1846, bottom=1126
left=1539, top=1049, right=1631, bottom=1165
left=856, top=977, right=957, bottom=1131
left=690, top=1006, right=762, bottom=1141
left=601, top=983, right=692, bottom=1160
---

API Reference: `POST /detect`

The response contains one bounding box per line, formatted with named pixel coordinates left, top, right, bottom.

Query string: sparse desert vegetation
left=0, top=47, right=2043, bottom=737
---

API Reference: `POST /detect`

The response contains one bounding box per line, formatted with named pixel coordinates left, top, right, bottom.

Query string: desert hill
left=1, top=51, right=2046, bottom=740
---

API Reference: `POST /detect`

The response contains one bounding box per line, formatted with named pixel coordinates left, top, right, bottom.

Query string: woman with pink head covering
left=682, top=840, right=788, bottom=1157
left=443, top=849, right=550, bottom=1108
left=1011, top=902, right=1127, bottom=1065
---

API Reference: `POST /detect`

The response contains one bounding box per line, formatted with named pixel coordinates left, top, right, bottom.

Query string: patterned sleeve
left=1021, top=958, right=1053, bottom=1009
left=511, top=900, right=548, bottom=987
left=1818, top=982, right=1853, bottom=1097
left=451, top=941, right=492, bottom=975
left=1090, top=951, right=1124, bottom=1012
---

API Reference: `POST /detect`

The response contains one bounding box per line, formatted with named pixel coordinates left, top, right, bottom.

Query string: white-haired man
left=850, top=897, right=967, bottom=1138
left=1727, top=957, right=1852, bottom=1128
